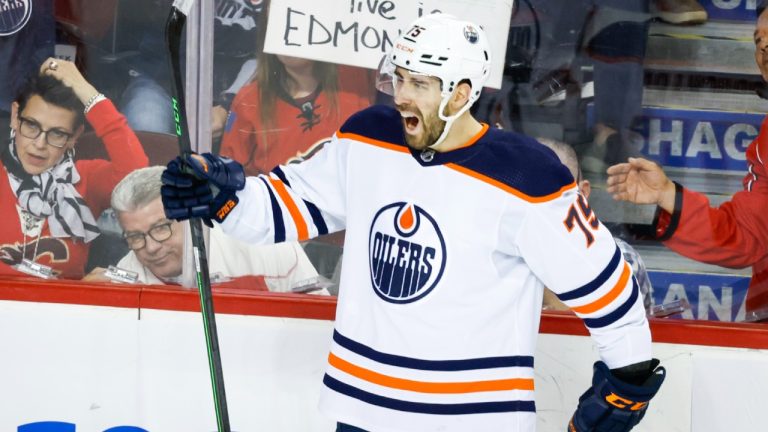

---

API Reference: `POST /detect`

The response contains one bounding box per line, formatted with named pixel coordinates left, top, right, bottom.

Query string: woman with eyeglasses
left=0, top=58, right=148, bottom=279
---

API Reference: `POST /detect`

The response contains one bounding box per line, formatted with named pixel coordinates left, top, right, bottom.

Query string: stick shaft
left=165, top=7, right=231, bottom=431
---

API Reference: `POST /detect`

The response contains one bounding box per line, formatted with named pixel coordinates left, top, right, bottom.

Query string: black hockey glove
left=568, top=359, right=665, bottom=432
left=161, top=152, right=245, bottom=227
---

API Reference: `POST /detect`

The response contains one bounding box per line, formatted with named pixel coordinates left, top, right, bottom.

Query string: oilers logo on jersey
left=368, top=202, right=446, bottom=304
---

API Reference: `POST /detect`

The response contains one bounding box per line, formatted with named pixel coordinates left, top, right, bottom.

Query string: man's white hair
left=111, top=166, right=165, bottom=213
left=536, top=137, right=580, bottom=181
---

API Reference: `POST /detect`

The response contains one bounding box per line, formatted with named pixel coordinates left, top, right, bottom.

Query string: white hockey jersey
left=221, top=105, right=652, bottom=432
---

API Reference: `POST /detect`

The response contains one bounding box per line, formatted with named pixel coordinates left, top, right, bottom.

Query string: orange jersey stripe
left=269, top=178, right=309, bottom=241
left=328, top=352, right=535, bottom=394
left=336, top=131, right=410, bottom=154
left=338, top=127, right=573, bottom=203
left=571, top=262, right=631, bottom=315
left=447, top=163, right=576, bottom=203
left=453, top=123, right=489, bottom=150
left=337, top=124, right=488, bottom=154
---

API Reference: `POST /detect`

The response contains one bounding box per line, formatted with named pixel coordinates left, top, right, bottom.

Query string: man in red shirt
left=606, top=4, right=768, bottom=317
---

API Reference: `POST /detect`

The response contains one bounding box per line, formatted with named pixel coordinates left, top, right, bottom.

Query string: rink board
left=0, top=280, right=767, bottom=432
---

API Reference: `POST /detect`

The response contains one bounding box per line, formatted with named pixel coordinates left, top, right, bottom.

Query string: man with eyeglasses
left=0, top=58, right=147, bottom=279
left=83, top=166, right=322, bottom=293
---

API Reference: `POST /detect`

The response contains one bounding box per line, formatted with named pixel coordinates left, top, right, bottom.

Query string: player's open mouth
left=401, top=112, right=420, bottom=134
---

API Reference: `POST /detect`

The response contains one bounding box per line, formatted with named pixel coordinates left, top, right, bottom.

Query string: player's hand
left=568, top=360, right=665, bottom=432
left=161, top=152, right=245, bottom=226
left=606, top=158, right=676, bottom=212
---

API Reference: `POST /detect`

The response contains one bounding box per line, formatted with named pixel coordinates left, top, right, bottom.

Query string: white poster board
left=263, top=0, right=514, bottom=89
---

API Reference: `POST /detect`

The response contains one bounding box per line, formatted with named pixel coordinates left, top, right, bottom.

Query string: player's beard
left=397, top=103, right=447, bottom=151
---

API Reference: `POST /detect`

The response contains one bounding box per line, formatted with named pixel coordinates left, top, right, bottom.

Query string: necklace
left=17, top=206, right=44, bottom=237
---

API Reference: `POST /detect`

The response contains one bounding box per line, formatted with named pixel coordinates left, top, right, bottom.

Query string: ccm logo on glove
left=605, top=393, right=648, bottom=411
left=216, top=199, right=237, bottom=221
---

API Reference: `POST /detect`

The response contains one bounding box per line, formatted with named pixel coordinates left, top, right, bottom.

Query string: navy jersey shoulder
left=339, top=105, right=406, bottom=146
left=460, top=128, right=575, bottom=198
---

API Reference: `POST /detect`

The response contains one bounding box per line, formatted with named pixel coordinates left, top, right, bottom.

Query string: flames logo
left=0, top=237, right=69, bottom=266
left=368, top=202, right=446, bottom=304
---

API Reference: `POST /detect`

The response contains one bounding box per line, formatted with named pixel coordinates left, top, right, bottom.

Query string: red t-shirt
left=220, top=65, right=374, bottom=175
left=0, top=100, right=149, bottom=279
left=656, top=115, right=768, bottom=313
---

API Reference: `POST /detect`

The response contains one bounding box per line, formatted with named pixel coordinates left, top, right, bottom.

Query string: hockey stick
left=165, top=2, right=231, bottom=431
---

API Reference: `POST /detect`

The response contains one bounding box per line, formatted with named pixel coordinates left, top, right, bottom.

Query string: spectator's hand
left=39, top=57, right=100, bottom=108
left=542, top=288, right=570, bottom=311
left=606, top=157, right=676, bottom=213
left=161, top=153, right=245, bottom=226
left=82, top=267, right=112, bottom=283
left=211, top=105, right=228, bottom=141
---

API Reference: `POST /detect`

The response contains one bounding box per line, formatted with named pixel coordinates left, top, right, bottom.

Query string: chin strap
left=428, top=90, right=477, bottom=150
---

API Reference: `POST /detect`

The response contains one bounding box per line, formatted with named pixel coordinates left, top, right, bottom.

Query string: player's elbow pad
left=568, top=359, right=665, bottom=432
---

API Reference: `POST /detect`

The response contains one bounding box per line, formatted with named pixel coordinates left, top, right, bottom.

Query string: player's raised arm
left=160, top=130, right=349, bottom=245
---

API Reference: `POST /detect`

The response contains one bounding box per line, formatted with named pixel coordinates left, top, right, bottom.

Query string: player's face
left=118, top=198, right=185, bottom=279
left=755, top=11, right=768, bottom=81
left=392, top=67, right=446, bottom=150
left=10, top=95, right=79, bottom=175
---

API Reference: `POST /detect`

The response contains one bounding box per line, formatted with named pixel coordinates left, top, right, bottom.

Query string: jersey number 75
left=563, top=194, right=600, bottom=247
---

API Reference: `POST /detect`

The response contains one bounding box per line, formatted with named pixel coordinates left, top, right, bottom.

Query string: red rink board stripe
left=0, top=278, right=766, bottom=349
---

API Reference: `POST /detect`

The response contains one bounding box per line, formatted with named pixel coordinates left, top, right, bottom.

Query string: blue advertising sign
left=587, top=103, right=761, bottom=171
left=699, top=0, right=757, bottom=22
left=18, top=422, right=148, bottom=432
left=648, top=270, right=750, bottom=321
left=636, top=107, right=760, bottom=171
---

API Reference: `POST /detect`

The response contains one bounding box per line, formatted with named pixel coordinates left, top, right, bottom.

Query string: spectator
left=0, top=58, right=148, bottom=279
left=580, top=0, right=651, bottom=171
left=118, top=0, right=263, bottom=139
left=537, top=137, right=653, bottom=312
left=211, top=0, right=263, bottom=142
left=519, top=0, right=650, bottom=172
left=83, top=166, right=322, bottom=293
left=114, top=0, right=177, bottom=135
left=220, top=52, right=375, bottom=175
left=606, top=153, right=768, bottom=316
left=604, top=0, right=768, bottom=319
left=219, top=1, right=374, bottom=175
left=0, top=0, right=55, bottom=134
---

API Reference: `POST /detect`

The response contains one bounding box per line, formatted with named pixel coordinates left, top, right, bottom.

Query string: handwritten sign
left=263, top=0, right=514, bottom=89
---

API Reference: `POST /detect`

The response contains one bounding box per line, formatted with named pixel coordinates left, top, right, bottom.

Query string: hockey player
left=160, top=13, right=665, bottom=432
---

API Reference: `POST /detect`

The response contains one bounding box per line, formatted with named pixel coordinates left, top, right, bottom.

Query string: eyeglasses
left=122, top=221, right=174, bottom=251
left=17, top=116, right=73, bottom=148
